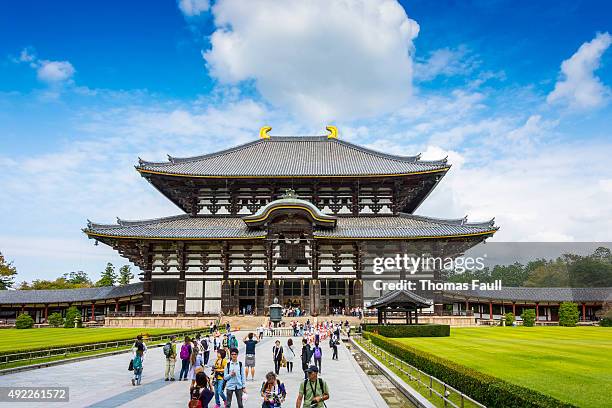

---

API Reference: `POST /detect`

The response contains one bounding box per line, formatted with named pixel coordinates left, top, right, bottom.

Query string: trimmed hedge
left=364, top=332, right=577, bottom=408
left=15, top=314, right=34, bottom=329
left=522, top=309, right=536, bottom=327
left=504, top=312, right=515, bottom=326
left=558, top=302, right=579, bottom=327
left=363, top=324, right=450, bottom=337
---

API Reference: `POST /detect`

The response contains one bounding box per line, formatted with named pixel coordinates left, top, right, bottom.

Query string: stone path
left=0, top=332, right=387, bottom=407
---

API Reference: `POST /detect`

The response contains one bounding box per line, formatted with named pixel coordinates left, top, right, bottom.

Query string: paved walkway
left=0, top=333, right=387, bottom=407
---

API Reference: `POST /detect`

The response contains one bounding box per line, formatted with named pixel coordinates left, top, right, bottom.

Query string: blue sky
left=1, top=0, right=611, bottom=283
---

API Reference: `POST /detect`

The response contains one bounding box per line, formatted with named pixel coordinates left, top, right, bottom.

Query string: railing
left=353, top=334, right=486, bottom=408
left=0, top=329, right=202, bottom=368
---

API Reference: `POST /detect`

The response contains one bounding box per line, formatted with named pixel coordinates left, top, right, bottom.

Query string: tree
left=19, top=278, right=80, bottom=290
left=504, top=312, right=515, bottom=326
left=64, top=306, right=81, bottom=328
left=568, top=257, right=612, bottom=287
left=47, top=312, right=64, bottom=328
left=524, top=260, right=569, bottom=287
left=96, top=263, right=117, bottom=287
left=63, top=271, right=92, bottom=287
left=15, top=313, right=34, bottom=329
left=521, top=309, right=536, bottom=327
left=118, top=265, right=134, bottom=285
left=558, top=302, right=579, bottom=327
left=0, top=251, right=18, bottom=290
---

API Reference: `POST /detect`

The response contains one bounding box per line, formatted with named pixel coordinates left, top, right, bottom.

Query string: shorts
left=245, top=354, right=256, bottom=367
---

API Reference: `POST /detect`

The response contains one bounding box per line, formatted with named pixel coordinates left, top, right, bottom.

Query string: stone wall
left=105, top=316, right=217, bottom=329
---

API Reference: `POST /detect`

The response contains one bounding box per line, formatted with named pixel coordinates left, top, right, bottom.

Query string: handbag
left=281, top=356, right=287, bottom=367
left=128, top=359, right=134, bottom=371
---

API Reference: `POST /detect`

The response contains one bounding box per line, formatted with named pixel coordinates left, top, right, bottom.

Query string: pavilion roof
left=83, top=213, right=497, bottom=240
left=368, top=290, right=432, bottom=309
left=442, top=287, right=612, bottom=303
left=0, top=283, right=143, bottom=305
left=136, top=136, right=449, bottom=178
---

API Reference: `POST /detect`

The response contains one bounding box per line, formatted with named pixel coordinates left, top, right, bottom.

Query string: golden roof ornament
left=259, top=126, right=272, bottom=139
left=326, top=125, right=338, bottom=139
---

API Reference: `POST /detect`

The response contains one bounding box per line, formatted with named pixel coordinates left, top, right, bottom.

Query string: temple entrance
left=239, top=299, right=255, bottom=315
left=284, top=298, right=301, bottom=308
left=329, top=298, right=345, bottom=314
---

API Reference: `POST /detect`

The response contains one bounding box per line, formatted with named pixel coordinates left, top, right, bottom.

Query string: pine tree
left=0, top=251, right=18, bottom=290
left=118, top=265, right=134, bottom=285
left=96, top=263, right=117, bottom=287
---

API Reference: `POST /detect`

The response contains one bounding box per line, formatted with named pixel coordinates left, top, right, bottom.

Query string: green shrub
left=504, top=312, right=515, bottom=326
left=363, top=324, right=450, bottom=337
left=600, top=309, right=612, bottom=327
left=47, top=312, right=64, bottom=328
left=64, top=306, right=80, bottom=328
left=558, top=302, right=579, bottom=327
left=364, top=332, right=576, bottom=408
left=521, top=309, right=536, bottom=327
left=15, top=313, right=34, bottom=329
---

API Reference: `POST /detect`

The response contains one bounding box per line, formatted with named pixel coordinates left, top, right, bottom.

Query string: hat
left=307, top=365, right=319, bottom=373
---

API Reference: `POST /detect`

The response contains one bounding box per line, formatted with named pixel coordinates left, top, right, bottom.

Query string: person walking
left=261, top=371, right=287, bottom=408
left=224, top=348, right=246, bottom=408
left=188, top=344, right=204, bottom=386
left=179, top=336, right=193, bottom=381
left=330, top=333, right=338, bottom=360
left=213, top=349, right=228, bottom=408
left=163, top=335, right=177, bottom=381
left=300, top=339, right=311, bottom=380
left=131, top=335, right=147, bottom=386
left=284, top=338, right=295, bottom=373
left=295, top=366, right=329, bottom=408
left=312, top=341, right=322, bottom=373
left=202, top=334, right=211, bottom=367
left=243, top=332, right=259, bottom=381
left=272, top=339, right=284, bottom=375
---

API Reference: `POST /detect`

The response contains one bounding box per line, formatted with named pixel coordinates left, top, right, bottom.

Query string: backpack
left=313, top=346, right=322, bottom=359
left=133, top=353, right=143, bottom=369
left=180, top=344, right=191, bottom=360
left=303, top=378, right=325, bottom=403
left=201, top=339, right=209, bottom=351
left=135, top=340, right=144, bottom=352
left=225, top=361, right=243, bottom=383
left=163, top=342, right=172, bottom=357
left=229, top=336, right=238, bottom=348
left=188, top=387, right=203, bottom=408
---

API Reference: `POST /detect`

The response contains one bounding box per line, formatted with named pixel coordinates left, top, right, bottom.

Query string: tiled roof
left=443, top=287, right=612, bottom=303
left=136, top=136, right=449, bottom=177
left=243, top=197, right=337, bottom=227
left=0, top=283, right=143, bottom=305
left=84, top=213, right=497, bottom=240
left=369, top=290, right=432, bottom=308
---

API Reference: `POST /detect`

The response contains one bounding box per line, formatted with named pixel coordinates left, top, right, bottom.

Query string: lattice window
left=278, top=242, right=307, bottom=266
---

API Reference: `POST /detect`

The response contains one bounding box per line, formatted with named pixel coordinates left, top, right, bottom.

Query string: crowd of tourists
left=127, top=321, right=345, bottom=407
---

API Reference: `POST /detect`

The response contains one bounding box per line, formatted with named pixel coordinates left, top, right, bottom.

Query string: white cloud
left=14, top=48, right=76, bottom=84
left=547, top=32, right=611, bottom=109
left=36, top=60, right=75, bottom=83
left=204, top=0, right=419, bottom=122
left=414, top=46, right=477, bottom=81
left=177, top=0, right=209, bottom=17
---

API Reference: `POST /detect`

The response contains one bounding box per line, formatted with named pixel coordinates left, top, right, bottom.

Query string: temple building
left=83, top=126, right=498, bottom=316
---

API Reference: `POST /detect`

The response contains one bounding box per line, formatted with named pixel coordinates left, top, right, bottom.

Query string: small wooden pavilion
left=368, top=290, right=432, bottom=324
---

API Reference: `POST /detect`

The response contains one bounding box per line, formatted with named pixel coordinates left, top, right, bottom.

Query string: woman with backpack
left=272, top=339, right=284, bottom=375
left=284, top=338, right=295, bottom=373
left=312, top=341, right=322, bottom=374
left=260, top=371, right=286, bottom=408
left=212, top=348, right=228, bottom=408
left=189, top=369, right=214, bottom=408
left=179, top=336, right=193, bottom=381
left=130, top=335, right=147, bottom=386
left=188, top=344, right=204, bottom=386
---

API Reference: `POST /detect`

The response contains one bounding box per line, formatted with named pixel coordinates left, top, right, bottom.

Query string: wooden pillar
left=377, top=308, right=382, bottom=325
left=115, top=299, right=119, bottom=313
left=489, top=301, right=493, bottom=320
left=90, top=303, right=95, bottom=321
left=535, top=303, right=539, bottom=322
left=177, top=242, right=186, bottom=315
left=582, top=303, right=586, bottom=321
left=415, top=308, right=419, bottom=324
left=465, top=298, right=469, bottom=315
left=44, top=305, right=48, bottom=322
left=20, top=304, right=25, bottom=315
left=512, top=302, right=516, bottom=316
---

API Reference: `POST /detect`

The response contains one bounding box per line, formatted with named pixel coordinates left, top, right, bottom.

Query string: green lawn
left=397, top=326, right=612, bottom=408
left=0, top=328, right=196, bottom=353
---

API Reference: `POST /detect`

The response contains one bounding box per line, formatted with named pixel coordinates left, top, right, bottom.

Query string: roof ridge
left=137, top=139, right=263, bottom=167
left=403, top=213, right=496, bottom=228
